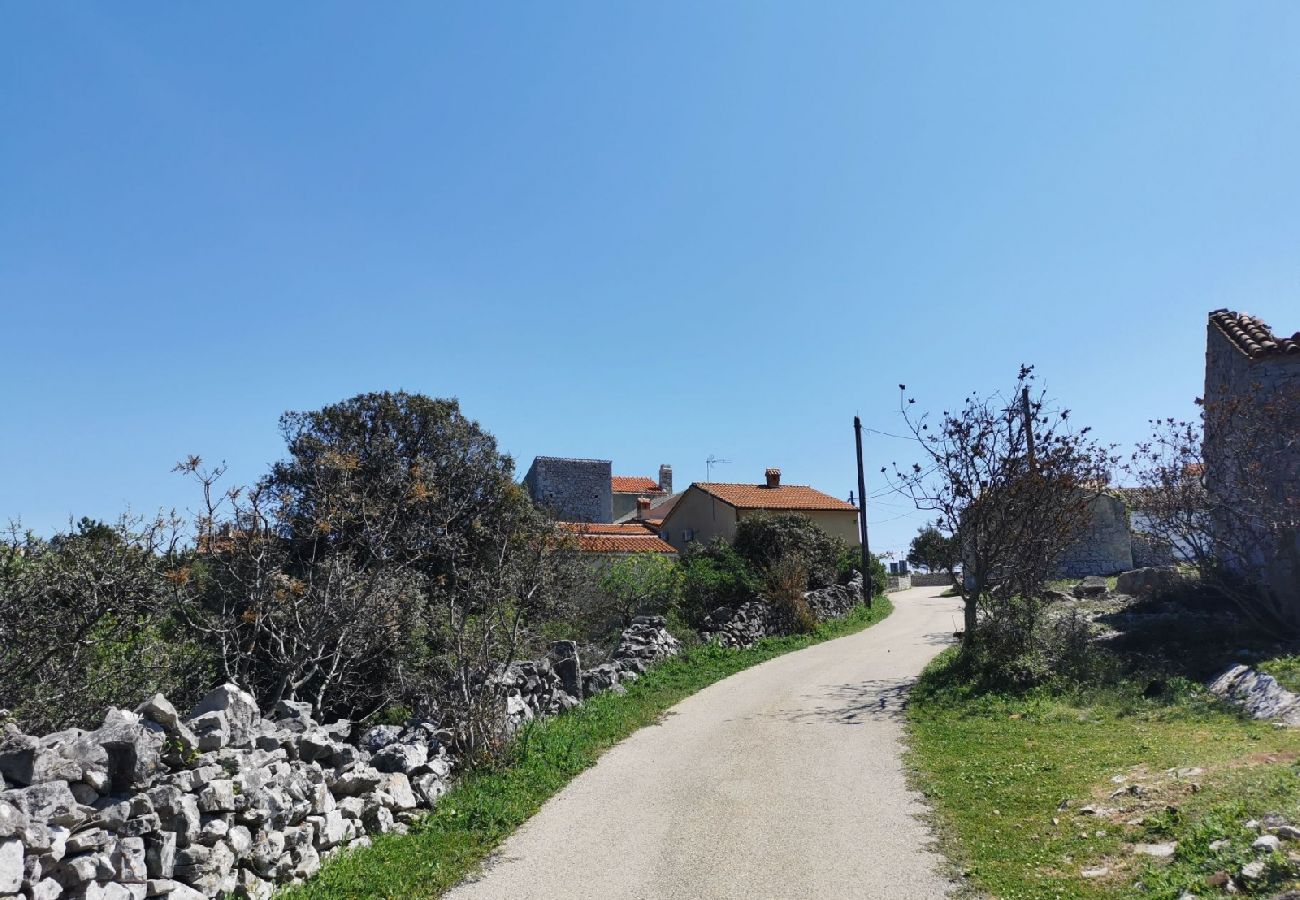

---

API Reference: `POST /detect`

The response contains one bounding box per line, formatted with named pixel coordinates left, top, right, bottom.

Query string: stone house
left=1202, top=309, right=1300, bottom=594
left=523, top=456, right=676, bottom=525
left=611, top=465, right=673, bottom=520
left=1054, top=493, right=1134, bottom=577
left=523, top=456, right=613, bottom=524
left=656, top=468, right=860, bottom=552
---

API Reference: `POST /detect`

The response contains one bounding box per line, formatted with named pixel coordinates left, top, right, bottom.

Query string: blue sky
left=4, top=3, right=1300, bottom=557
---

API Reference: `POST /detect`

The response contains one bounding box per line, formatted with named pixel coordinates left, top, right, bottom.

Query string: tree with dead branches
left=890, top=367, right=1118, bottom=658
left=1129, top=382, right=1300, bottom=634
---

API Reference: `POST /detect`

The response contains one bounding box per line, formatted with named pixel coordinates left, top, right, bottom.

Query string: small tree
left=1129, top=382, right=1300, bottom=634
left=891, top=367, right=1117, bottom=654
left=907, top=526, right=959, bottom=576
left=677, top=539, right=763, bottom=627
left=598, top=553, right=683, bottom=627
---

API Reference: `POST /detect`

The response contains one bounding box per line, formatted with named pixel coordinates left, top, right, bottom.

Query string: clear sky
left=4, top=3, right=1300, bottom=558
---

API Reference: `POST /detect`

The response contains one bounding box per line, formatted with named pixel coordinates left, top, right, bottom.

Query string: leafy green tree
left=907, top=526, right=959, bottom=575
left=732, top=513, right=847, bottom=589
left=598, top=553, right=683, bottom=626
left=179, top=391, right=572, bottom=736
left=836, top=545, right=888, bottom=598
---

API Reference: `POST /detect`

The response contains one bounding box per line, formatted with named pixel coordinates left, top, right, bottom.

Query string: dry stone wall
left=700, top=575, right=865, bottom=648
left=0, top=620, right=680, bottom=900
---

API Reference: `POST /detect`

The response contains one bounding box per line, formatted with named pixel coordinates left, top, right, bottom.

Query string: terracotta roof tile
left=611, top=476, right=665, bottom=494
left=694, top=483, right=858, bottom=512
left=557, top=522, right=676, bottom=554
left=1210, top=309, right=1300, bottom=359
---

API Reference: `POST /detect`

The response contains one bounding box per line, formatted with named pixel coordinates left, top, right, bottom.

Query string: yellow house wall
left=660, top=487, right=861, bottom=551
left=660, top=486, right=740, bottom=551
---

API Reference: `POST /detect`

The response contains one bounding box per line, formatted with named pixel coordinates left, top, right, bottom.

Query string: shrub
left=677, top=539, right=762, bottom=627
left=732, top=513, right=846, bottom=589
left=0, top=516, right=214, bottom=732
left=597, top=553, right=683, bottom=627
left=765, top=559, right=818, bottom=634
left=837, top=546, right=888, bottom=597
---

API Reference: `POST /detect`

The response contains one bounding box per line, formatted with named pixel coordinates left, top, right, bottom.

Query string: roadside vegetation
left=283, top=596, right=893, bottom=899
left=910, top=623, right=1300, bottom=900
left=891, top=366, right=1300, bottom=898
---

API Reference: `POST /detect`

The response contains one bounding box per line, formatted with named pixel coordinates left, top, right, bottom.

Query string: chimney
left=658, top=464, right=673, bottom=494
left=765, top=467, right=781, bottom=489
left=635, top=496, right=652, bottom=520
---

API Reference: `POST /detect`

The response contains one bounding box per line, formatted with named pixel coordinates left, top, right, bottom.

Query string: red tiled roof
left=1210, top=309, right=1300, bottom=358
left=557, top=522, right=676, bottom=554
left=693, top=483, right=858, bottom=512
left=611, top=476, right=665, bottom=494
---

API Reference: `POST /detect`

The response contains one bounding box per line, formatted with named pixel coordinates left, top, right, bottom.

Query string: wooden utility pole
left=853, top=416, right=873, bottom=607
left=1020, top=387, right=1036, bottom=467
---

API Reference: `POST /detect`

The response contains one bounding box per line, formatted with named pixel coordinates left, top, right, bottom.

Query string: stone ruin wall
left=1055, top=493, right=1135, bottom=578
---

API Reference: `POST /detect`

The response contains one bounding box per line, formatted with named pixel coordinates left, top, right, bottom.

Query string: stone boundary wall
left=908, top=573, right=954, bottom=588
left=700, top=576, right=865, bottom=648
left=0, top=620, right=680, bottom=900
left=886, top=575, right=911, bottom=592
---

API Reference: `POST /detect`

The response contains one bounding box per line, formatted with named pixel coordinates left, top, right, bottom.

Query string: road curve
left=446, top=585, right=962, bottom=900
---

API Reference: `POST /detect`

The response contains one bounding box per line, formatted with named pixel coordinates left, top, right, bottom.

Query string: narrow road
left=447, top=585, right=962, bottom=900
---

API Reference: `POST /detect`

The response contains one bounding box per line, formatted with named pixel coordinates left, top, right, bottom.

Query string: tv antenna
left=705, top=455, right=730, bottom=524
left=705, top=454, right=730, bottom=483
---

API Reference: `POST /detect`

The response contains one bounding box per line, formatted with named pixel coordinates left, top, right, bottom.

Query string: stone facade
left=523, top=457, right=612, bottom=524
left=1055, top=494, right=1135, bottom=578
left=1203, top=310, right=1300, bottom=600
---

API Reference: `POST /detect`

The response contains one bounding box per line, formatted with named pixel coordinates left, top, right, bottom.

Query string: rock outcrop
left=1209, top=664, right=1300, bottom=726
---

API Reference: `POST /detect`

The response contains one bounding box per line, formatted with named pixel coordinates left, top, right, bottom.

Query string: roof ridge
left=1210, top=309, right=1300, bottom=358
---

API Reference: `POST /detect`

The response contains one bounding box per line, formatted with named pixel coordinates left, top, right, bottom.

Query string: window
left=682, top=529, right=695, bottom=542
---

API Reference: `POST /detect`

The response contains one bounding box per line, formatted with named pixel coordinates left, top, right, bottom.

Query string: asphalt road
left=446, top=585, right=962, bottom=900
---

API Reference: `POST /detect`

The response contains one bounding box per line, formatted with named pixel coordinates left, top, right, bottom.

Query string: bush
left=0, top=517, right=215, bottom=732
left=732, top=513, right=846, bottom=589
left=597, top=553, right=683, bottom=627
left=765, top=559, right=818, bottom=634
left=837, top=546, right=888, bottom=597
left=677, top=539, right=762, bottom=627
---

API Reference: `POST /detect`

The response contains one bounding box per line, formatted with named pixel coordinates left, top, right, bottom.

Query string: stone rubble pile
left=582, top=616, right=681, bottom=698
left=1208, top=664, right=1300, bottom=726
left=701, top=575, right=866, bottom=650
left=0, top=618, right=681, bottom=900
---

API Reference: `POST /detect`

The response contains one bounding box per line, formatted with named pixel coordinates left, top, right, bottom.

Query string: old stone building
left=1202, top=310, right=1300, bottom=596
left=1055, top=493, right=1134, bottom=577
left=523, top=456, right=613, bottom=523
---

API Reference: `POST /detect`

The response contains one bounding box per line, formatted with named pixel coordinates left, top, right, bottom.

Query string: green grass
left=1258, top=654, right=1300, bottom=694
left=283, top=596, right=893, bottom=899
left=908, top=648, right=1300, bottom=899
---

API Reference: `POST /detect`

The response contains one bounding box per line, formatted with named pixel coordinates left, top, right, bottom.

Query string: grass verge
left=908, top=647, right=1300, bottom=899
left=283, top=596, right=894, bottom=899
